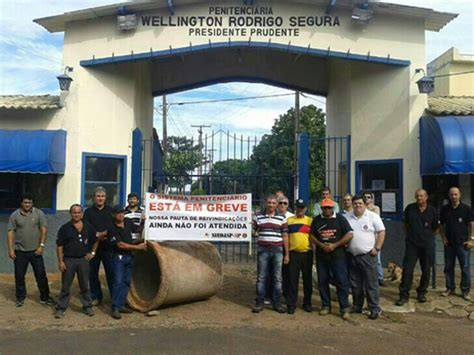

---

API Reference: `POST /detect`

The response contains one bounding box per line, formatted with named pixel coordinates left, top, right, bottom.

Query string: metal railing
left=212, top=240, right=258, bottom=264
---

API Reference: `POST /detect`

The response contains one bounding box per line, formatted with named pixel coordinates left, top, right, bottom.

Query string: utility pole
left=191, top=124, right=211, bottom=190
left=205, top=148, right=216, bottom=194
left=294, top=91, right=300, bottom=201
left=162, top=95, right=168, bottom=154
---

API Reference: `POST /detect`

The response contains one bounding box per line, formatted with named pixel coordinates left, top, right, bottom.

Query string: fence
left=308, top=135, right=350, bottom=209
left=212, top=240, right=258, bottom=264
left=142, top=131, right=351, bottom=264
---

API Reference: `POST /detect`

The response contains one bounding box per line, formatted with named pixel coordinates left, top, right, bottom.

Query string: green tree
left=168, top=104, right=326, bottom=200
left=191, top=159, right=255, bottom=195
left=211, top=159, right=255, bottom=194
left=163, top=136, right=203, bottom=193
left=250, top=104, right=326, bottom=200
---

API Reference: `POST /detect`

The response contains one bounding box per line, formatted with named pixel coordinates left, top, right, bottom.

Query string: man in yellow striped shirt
left=286, top=199, right=313, bottom=314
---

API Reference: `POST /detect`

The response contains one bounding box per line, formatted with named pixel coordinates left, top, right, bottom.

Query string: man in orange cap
left=310, top=198, right=353, bottom=320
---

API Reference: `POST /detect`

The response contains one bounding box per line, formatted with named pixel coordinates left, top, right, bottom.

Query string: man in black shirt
left=440, top=187, right=473, bottom=300
left=83, top=187, right=114, bottom=306
left=109, top=205, right=147, bottom=319
left=396, top=189, right=439, bottom=306
left=310, top=198, right=353, bottom=320
left=55, top=204, right=98, bottom=318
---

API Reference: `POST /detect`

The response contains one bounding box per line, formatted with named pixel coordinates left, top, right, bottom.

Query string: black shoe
left=417, top=295, right=427, bottom=303
left=82, top=307, right=95, bottom=317
left=111, top=310, right=122, bottom=319
left=119, top=306, right=134, bottom=314
left=252, top=304, right=263, bottom=313
left=302, top=304, right=312, bottom=313
left=287, top=306, right=296, bottom=314
left=395, top=298, right=408, bottom=306
left=54, top=309, right=65, bottom=319
left=368, top=310, right=381, bottom=320
left=15, top=299, right=25, bottom=308
left=273, top=304, right=286, bottom=314
left=349, top=306, right=362, bottom=314
left=40, top=296, right=55, bottom=306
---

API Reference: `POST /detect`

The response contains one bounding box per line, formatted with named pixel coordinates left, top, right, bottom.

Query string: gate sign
left=145, top=193, right=252, bottom=242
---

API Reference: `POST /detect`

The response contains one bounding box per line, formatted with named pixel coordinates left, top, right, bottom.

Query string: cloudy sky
left=0, top=0, right=472, bottom=137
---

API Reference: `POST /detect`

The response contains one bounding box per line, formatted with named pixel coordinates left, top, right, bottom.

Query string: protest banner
left=144, top=193, right=252, bottom=242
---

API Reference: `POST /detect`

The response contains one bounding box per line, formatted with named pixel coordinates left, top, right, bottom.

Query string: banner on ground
left=144, top=193, right=252, bottom=242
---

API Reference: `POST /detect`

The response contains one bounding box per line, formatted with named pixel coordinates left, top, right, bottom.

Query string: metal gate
left=142, top=131, right=350, bottom=263
left=307, top=135, right=351, bottom=210
left=148, top=129, right=295, bottom=206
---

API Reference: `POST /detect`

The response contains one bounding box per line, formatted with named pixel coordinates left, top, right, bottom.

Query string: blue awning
left=420, top=116, right=474, bottom=175
left=0, top=130, right=66, bottom=174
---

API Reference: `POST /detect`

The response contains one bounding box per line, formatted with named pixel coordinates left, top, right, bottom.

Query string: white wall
left=16, top=1, right=430, bottom=210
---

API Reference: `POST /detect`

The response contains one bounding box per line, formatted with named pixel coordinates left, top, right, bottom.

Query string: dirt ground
left=0, top=264, right=473, bottom=354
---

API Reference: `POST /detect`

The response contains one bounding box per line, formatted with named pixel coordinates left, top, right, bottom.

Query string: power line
left=300, top=93, right=326, bottom=105
left=159, top=92, right=294, bottom=106
left=167, top=107, right=194, bottom=137
left=167, top=112, right=184, bottom=136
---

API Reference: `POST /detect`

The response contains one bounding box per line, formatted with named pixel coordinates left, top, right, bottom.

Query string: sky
left=0, top=0, right=472, bottom=137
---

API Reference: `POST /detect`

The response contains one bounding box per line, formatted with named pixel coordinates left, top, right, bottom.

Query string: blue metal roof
left=420, top=116, right=474, bottom=175
left=0, top=130, right=67, bottom=174
left=80, top=41, right=410, bottom=68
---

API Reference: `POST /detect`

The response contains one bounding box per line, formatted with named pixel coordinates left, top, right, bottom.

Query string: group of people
left=6, top=184, right=472, bottom=322
left=6, top=188, right=147, bottom=319
left=252, top=186, right=473, bottom=320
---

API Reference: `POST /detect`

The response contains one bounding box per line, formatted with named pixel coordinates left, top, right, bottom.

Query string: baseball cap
left=295, top=199, right=306, bottom=208
left=111, top=205, right=126, bottom=214
left=320, top=198, right=335, bottom=208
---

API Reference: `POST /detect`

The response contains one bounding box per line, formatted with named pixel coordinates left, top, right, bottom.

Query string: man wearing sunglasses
left=362, top=192, right=381, bottom=216
left=277, top=196, right=294, bottom=302
left=362, top=192, right=384, bottom=287
left=277, top=196, right=294, bottom=218
left=310, top=198, right=353, bottom=320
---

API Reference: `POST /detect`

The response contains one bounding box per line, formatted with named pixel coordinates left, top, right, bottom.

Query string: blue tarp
left=420, top=116, right=474, bottom=175
left=0, top=130, right=66, bottom=174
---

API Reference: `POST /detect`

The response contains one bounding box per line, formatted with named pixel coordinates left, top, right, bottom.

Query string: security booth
left=0, top=0, right=458, bottom=271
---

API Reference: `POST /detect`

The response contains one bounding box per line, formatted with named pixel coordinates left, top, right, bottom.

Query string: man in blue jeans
left=108, top=205, right=147, bottom=319
left=252, top=194, right=289, bottom=314
left=440, top=187, right=473, bottom=301
left=310, top=198, right=353, bottom=320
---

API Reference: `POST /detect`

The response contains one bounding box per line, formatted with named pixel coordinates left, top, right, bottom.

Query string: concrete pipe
left=128, top=241, right=224, bottom=312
